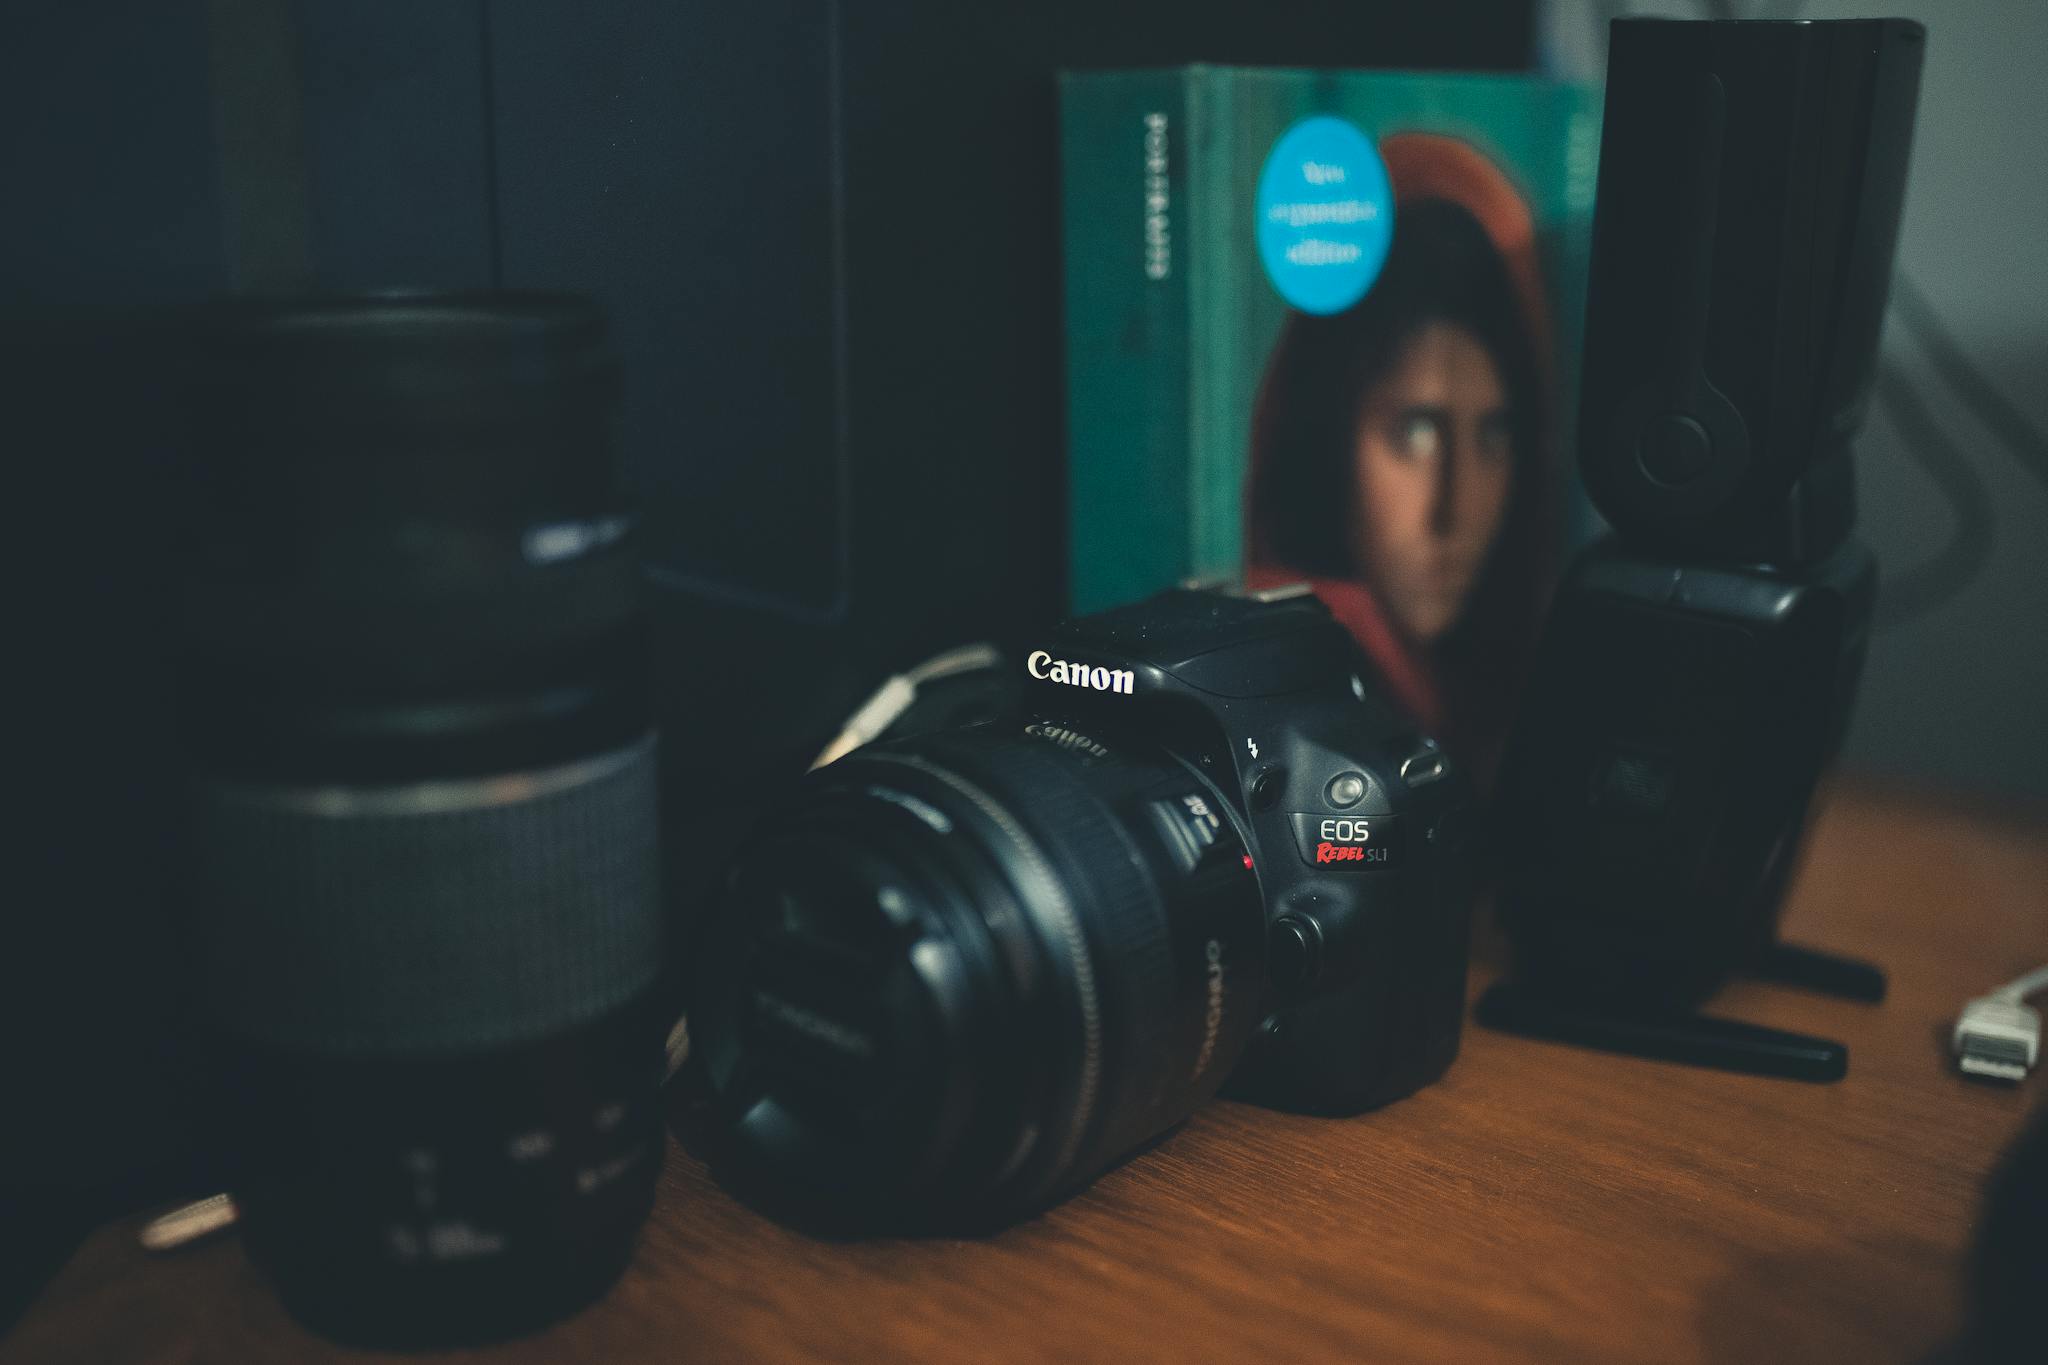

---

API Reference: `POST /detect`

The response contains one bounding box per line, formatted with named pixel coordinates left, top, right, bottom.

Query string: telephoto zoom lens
left=178, top=295, right=665, bottom=1346
left=695, top=724, right=1268, bottom=1228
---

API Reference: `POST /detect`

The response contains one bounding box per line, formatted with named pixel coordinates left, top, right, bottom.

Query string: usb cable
left=1954, top=965, right=2048, bottom=1082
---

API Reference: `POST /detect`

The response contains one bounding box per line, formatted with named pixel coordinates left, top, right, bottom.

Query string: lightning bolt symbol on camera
left=1246, top=737, right=1259, bottom=759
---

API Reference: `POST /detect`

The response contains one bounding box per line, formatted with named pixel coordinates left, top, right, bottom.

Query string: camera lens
left=695, top=722, right=1266, bottom=1226
left=178, top=294, right=664, bottom=1345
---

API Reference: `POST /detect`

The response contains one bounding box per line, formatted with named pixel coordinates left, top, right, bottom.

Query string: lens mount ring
left=194, top=733, right=652, bottom=817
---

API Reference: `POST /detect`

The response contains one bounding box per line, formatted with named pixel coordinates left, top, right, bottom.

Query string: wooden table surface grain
left=8, top=779, right=2046, bottom=1364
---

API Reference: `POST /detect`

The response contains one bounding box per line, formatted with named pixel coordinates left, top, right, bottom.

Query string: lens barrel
left=179, top=294, right=664, bottom=1345
left=698, top=723, right=1265, bottom=1226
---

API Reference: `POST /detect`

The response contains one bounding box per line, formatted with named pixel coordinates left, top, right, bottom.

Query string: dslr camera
left=694, top=587, right=1475, bottom=1226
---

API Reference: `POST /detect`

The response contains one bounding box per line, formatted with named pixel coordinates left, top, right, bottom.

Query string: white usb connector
left=1954, top=965, right=2048, bottom=1082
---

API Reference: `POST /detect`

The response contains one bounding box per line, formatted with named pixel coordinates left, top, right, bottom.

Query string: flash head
left=1579, top=17, right=1924, bottom=564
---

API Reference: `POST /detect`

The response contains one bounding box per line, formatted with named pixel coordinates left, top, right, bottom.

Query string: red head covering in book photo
left=1245, top=132, right=1560, bottom=783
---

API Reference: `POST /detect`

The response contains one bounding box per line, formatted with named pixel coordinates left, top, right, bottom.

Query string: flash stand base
left=1475, top=944, right=1886, bottom=1083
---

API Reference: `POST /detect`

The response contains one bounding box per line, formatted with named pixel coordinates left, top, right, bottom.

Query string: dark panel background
left=294, top=1, right=497, bottom=290
left=488, top=1, right=845, bottom=614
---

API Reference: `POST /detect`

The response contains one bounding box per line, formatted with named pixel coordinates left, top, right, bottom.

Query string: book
left=1061, top=66, right=1600, bottom=772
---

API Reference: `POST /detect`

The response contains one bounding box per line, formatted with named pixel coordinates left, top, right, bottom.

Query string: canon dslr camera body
left=695, top=588, right=1474, bottom=1226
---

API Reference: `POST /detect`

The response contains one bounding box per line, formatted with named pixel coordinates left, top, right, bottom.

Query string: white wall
left=1541, top=0, right=2048, bottom=800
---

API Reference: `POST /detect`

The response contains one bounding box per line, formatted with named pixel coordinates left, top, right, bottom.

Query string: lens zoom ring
left=929, top=739, right=1182, bottom=1173
left=189, top=734, right=663, bottom=1055
left=867, top=752, right=1105, bottom=1190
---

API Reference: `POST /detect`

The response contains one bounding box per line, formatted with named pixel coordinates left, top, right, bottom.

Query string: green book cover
left=1061, top=66, right=1600, bottom=766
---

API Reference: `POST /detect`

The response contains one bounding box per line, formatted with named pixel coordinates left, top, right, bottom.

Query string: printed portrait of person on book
left=1245, top=134, right=1560, bottom=784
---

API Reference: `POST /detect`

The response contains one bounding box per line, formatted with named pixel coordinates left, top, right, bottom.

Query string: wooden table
left=8, top=779, right=2046, bottom=1364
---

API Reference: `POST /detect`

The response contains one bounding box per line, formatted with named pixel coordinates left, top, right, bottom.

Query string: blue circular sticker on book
left=1255, top=117, right=1394, bottom=315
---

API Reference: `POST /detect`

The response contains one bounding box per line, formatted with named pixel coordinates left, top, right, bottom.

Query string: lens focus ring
left=189, top=733, right=662, bottom=1055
